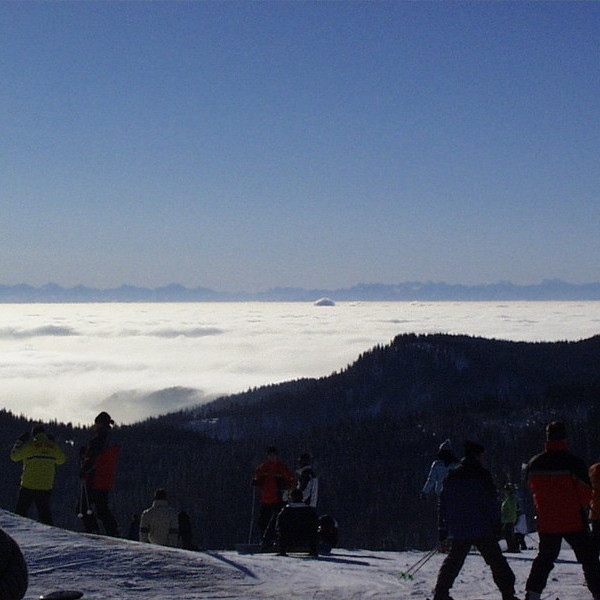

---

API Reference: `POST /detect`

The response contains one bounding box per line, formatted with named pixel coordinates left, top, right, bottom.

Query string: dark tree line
left=1, top=334, right=600, bottom=550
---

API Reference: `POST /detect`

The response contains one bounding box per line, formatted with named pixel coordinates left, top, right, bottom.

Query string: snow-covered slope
left=1, top=509, right=590, bottom=599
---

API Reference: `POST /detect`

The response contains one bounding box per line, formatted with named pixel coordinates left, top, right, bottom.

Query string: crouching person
left=276, top=489, right=318, bottom=557
left=140, top=489, right=179, bottom=547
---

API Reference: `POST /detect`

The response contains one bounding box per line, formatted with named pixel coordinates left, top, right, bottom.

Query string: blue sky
left=3, top=2, right=599, bottom=292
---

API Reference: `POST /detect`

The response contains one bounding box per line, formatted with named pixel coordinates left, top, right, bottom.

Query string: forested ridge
left=2, top=333, right=599, bottom=550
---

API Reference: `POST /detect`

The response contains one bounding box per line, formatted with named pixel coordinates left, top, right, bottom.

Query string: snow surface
left=2, top=509, right=594, bottom=600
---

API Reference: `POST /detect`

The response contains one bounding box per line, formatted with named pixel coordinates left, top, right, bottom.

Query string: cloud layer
left=0, top=301, right=598, bottom=425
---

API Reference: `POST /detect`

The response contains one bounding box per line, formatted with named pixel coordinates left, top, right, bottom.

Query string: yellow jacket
left=10, top=432, right=66, bottom=490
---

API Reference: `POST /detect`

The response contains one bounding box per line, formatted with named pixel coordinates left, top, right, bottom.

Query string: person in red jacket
left=524, top=421, right=600, bottom=600
left=79, top=412, right=120, bottom=537
left=252, top=446, right=295, bottom=549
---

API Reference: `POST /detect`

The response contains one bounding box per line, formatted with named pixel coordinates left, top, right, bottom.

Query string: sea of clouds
left=1, top=301, right=599, bottom=425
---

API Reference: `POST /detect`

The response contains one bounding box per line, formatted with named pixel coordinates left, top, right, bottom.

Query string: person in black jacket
left=275, top=489, right=319, bottom=556
left=432, top=441, right=519, bottom=600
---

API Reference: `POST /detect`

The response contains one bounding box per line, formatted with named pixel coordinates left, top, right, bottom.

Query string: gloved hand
left=13, top=432, right=29, bottom=449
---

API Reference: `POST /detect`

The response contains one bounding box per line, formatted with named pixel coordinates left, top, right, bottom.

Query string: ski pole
left=77, top=483, right=85, bottom=519
left=399, top=545, right=438, bottom=580
left=77, top=482, right=93, bottom=518
left=247, top=487, right=257, bottom=544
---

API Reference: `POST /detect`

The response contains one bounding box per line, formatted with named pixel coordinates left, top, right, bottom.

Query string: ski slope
left=1, top=509, right=591, bottom=600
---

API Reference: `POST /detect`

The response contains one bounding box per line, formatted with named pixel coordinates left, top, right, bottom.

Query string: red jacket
left=81, top=425, right=120, bottom=490
left=253, top=459, right=295, bottom=504
left=527, top=440, right=592, bottom=534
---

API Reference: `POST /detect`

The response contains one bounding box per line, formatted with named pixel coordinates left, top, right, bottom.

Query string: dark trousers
left=79, top=485, right=119, bottom=537
left=526, top=530, right=600, bottom=597
left=503, top=523, right=520, bottom=552
left=258, top=502, right=284, bottom=547
left=515, top=532, right=528, bottom=550
left=434, top=537, right=516, bottom=599
left=15, top=487, right=53, bottom=525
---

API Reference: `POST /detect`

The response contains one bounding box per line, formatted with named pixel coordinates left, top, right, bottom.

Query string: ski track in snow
left=0, top=510, right=593, bottom=599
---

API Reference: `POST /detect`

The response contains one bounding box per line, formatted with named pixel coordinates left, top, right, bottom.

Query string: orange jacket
left=589, top=462, right=600, bottom=521
left=527, top=440, right=592, bottom=534
left=253, top=459, right=295, bottom=504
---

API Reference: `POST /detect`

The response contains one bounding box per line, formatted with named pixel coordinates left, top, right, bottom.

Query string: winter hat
left=298, top=452, right=312, bottom=464
left=463, top=440, right=485, bottom=458
left=94, top=411, right=114, bottom=426
left=546, top=421, right=567, bottom=441
left=31, top=424, right=45, bottom=436
left=154, top=488, right=167, bottom=501
left=267, top=445, right=278, bottom=455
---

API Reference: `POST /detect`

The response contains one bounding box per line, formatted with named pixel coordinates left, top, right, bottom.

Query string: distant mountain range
left=1, top=279, right=600, bottom=302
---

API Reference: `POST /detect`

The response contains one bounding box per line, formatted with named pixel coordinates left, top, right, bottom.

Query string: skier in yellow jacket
left=10, top=424, right=66, bottom=525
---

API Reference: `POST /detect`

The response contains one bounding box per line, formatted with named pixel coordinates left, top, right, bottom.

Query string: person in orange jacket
left=252, top=446, right=295, bottom=549
left=524, top=421, right=600, bottom=600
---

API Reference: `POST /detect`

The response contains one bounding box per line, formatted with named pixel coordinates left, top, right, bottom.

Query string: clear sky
left=3, top=1, right=599, bottom=292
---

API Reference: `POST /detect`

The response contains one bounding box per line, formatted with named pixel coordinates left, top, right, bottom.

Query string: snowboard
left=40, top=592, right=84, bottom=600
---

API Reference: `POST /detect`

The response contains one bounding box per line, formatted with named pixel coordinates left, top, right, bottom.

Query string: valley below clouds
left=1, top=301, right=599, bottom=425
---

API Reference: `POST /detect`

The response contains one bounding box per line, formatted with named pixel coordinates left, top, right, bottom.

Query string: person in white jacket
left=139, top=489, right=179, bottom=547
left=421, top=439, right=459, bottom=499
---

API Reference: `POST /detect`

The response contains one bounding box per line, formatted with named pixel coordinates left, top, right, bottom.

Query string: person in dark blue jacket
left=432, top=440, right=519, bottom=600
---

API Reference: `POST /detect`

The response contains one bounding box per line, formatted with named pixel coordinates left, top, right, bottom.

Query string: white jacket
left=140, top=500, right=179, bottom=547
left=421, top=459, right=458, bottom=497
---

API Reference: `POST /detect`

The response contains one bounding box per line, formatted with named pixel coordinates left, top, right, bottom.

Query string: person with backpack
left=79, top=411, right=120, bottom=536
left=10, top=424, right=66, bottom=526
